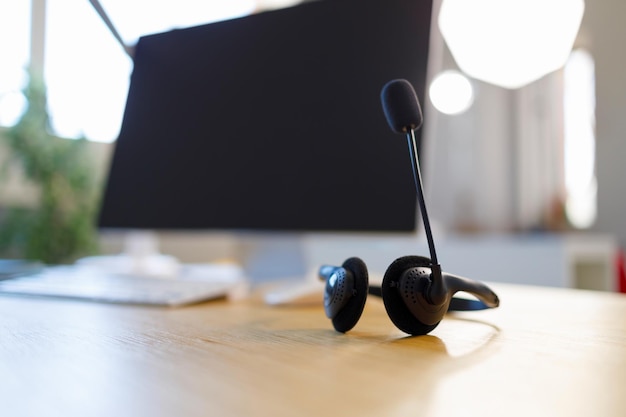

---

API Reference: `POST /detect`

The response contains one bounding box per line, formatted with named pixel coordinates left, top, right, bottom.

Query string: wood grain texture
left=1, top=283, right=625, bottom=417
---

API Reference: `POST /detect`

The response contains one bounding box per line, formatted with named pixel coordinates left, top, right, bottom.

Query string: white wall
left=583, top=1, right=626, bottom=249
left=425, top=0, right=625, bottom=250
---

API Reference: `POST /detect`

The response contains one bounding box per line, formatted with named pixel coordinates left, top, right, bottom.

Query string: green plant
left=0, top=72, right=100, bottom=264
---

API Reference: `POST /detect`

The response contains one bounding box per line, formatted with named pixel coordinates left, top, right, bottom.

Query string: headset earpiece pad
left=331, top=257, right=369, bottom=333
left=382, top=255, right=440, bottom=335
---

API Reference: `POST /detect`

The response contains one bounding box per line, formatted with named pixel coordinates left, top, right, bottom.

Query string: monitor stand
left=236, top=233, right=310, bottom=282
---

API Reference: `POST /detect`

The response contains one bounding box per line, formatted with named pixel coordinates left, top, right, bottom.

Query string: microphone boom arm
left=406, top=128, right=448, bottom=305
left=406, top=129, right=438, bottom=265
left=88, top=0, right=134, bottom=59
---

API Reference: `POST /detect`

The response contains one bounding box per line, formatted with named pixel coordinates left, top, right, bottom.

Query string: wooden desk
left=1, top=283, right=625, bottom=417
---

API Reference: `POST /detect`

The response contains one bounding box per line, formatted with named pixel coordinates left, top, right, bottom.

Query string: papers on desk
left=0, top=263, right=249, bottom=307
left=264, top=280, right=325, bottom=306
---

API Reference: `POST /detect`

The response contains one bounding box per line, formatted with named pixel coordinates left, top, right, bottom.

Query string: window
left=45, top=0, right=257, bottom=142
left=4, top=0, right=258, bottom=142
left=45, top=0, right=133, bottom=142
left=0, top=1, right=31, bottom=127
left=563, top=48, right=597, bottom=229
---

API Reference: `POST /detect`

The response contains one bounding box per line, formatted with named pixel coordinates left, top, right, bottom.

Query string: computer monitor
left=97, top=0, right=433, bottom=279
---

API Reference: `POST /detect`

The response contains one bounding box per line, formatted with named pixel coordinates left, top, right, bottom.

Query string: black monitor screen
left=98, top=0, right=433, bottom=232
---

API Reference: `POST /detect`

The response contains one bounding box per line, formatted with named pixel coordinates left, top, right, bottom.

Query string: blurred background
left=0, top=0, right=624, bottom=291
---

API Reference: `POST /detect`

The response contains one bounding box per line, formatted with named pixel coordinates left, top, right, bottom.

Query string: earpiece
left=320, top=256, right=499, bottom=336
left=320, top=257, right=369, bottom=333
left=319, top=79, right=500, bottom=336
left=381, top=255, right=499, bottom=335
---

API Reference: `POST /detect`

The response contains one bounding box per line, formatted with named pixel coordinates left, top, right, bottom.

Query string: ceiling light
left=429, top=70, right=474, bottom=115
left=439, top=0, right=585, bottom=89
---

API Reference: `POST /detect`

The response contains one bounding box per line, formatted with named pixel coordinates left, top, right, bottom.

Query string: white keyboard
left=0, top=265, right=247, bottom=307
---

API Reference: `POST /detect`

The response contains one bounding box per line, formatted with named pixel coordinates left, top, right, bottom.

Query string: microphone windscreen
left=380, top=79, right=423, bottom=134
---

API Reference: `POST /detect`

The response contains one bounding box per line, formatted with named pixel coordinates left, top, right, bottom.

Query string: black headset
left=319, top=80, right=500, bottom=336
